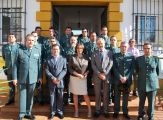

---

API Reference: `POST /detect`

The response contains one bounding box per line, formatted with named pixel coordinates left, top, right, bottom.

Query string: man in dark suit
left=136, top=43, right=159, bottom=120
left=46, top=44, right=67, bottom=120
left=91, top=37, right=113, bottom=118
left=12, top=34, right=42, bottom=120
left=2, top=33, right=20, bottom=105
left=113, top=41, right=135, bottom=120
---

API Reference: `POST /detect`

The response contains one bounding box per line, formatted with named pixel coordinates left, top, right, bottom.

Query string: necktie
left=99, top=50, right=103, bottom=62
left=146, top=56, right=150, bottom=63
left=28, top=48, right=32, bottom=56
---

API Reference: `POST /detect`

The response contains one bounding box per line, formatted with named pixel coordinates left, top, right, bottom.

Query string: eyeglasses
left=82, top=31, right=87, bottom=32
left=51, top=41, right=56, bottom=42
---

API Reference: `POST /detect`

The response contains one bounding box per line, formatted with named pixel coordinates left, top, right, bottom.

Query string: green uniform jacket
left=2, top=43, right=20, bottom=75
left=135, top=55, right=159, bottom=92
left=113, top=52, right=135, bottom=86
left=12, top=46, right=42, bottom=84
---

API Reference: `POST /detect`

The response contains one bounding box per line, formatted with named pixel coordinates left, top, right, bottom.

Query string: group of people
left=2, top=26, right=160, bottom=120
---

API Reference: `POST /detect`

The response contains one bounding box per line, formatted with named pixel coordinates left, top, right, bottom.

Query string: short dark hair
left=51, top=44, right=60, bottom=49
left=90, top=31, right=96, bottom=36
left=82, top=28, right=87, bottom=31
left=101, top=26, right=108, bottom=30
left=110, top=35, right=116, bottom=40
left=50, top=37, right=57, bottom=41
left=143, top=42, right=152, bottom=47
left=8, top=33, right=15, bottom=37
left=65, top=26, right=72, bottom=30
left=49, top=26, right=55, bottom=30
left=35, top=26, right=42, bottom=31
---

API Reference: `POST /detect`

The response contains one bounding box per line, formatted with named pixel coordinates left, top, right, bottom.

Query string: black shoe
left=64, top=101, right=70, bottom=105
left=48, top=114, right=55, bottom=120
left=5, top=100, right=15, bottom=105
left=113, top=113, right=119, bottom=118
left=24, top=114, right=35, bottom=120
left=104, top=112, right=109, bottom=118
left=58, top=114, right=64, bottom=119
left=94, top=111, right=100, bottom=118
left=123, top=114, right=131, bottom=119
left=17, top=117, right=23, bottom=120
left=137, top=116, right=144, bottom=120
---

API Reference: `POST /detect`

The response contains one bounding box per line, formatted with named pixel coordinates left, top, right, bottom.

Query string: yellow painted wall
left=36, top=0, right=123, bottom=40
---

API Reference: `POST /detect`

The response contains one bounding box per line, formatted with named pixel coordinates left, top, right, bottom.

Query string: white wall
left=120, top=0, right=133, bottom=42
left=26, top=0, right=40, bottom=34
left=120, top=0, right=163, bottom=44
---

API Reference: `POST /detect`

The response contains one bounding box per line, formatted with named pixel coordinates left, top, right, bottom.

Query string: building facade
left=0, top=0, right=163, bottom=50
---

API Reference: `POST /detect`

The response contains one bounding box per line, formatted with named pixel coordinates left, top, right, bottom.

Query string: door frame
left=36, top=0, right=123, bottom=42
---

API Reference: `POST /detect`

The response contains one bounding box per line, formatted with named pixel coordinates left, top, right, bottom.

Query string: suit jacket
left=68, top=54, right=89, bottom=76
left=91, top=49, right=113, bottom=81
left=2, top=43, right=20, bottom=75
left=46, top=55, right=67, bottom=89
left=136, top=55, right=159, bottom=92
left=113, top=52, right=135, bottom=86
left=12, top=46, right=42, bottom=84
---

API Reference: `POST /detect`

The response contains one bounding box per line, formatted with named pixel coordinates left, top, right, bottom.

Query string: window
left=0, top=0, right=26, bottom=45
left=1, top=8, right=22, bottom=43
left=132, top=0, right=163, bottom=51
left=137, top=16, right=156, bottom=43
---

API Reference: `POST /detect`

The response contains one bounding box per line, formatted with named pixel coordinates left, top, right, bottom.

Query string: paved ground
left=0, top=93, right=163, bottom=120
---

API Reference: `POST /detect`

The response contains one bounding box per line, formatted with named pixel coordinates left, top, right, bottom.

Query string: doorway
left=52, top=6, right=107, bottom=38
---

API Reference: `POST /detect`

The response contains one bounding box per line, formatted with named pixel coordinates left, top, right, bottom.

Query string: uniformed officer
left=84, top=32, right=98, bottom=90
left=2, top=33, right=20, bottom=105
left=100, top=26, right=110, bottom=49
left=108, top=36, right=120, bottom=104
left=59, top=26, right=72, bottom=56
left=64, top=36, right=77, bottom=104
left=109, top=36, right=120, bottom=54
left=35, top=26, right=46, bottom=45
left=77, top=28, right=89, bottom=46
left=136, top=43, right=159, bottom=120
left=12, top=34, right=42, bottom=120
left=85, top=32, right=98, bottom=58
left=113, top=41, right=135, bottom=119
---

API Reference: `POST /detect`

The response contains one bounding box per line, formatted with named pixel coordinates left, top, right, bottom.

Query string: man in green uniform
left=113, top=41, right=135, bottom=120
left=64, top=36, right=77, bottom=104
left=85, top=32, right=98, bottom=90
left=136, top=43, right=159, bottom=120
left=2, top=33, right=20, bottom=105
left=109, top=36, right=120, bottom=104
left=59, top=26, right=72, bottom=56
left=100, top=26, right=110, bottom=49
left=13, top=34, right=42, bottom=120
left=35, top=26, right=46, bottom=45
left=77, top=28, right=89, bottom=46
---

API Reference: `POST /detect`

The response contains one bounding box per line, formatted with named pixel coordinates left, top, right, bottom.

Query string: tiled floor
left=0, top=94, right=163, bottom=120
